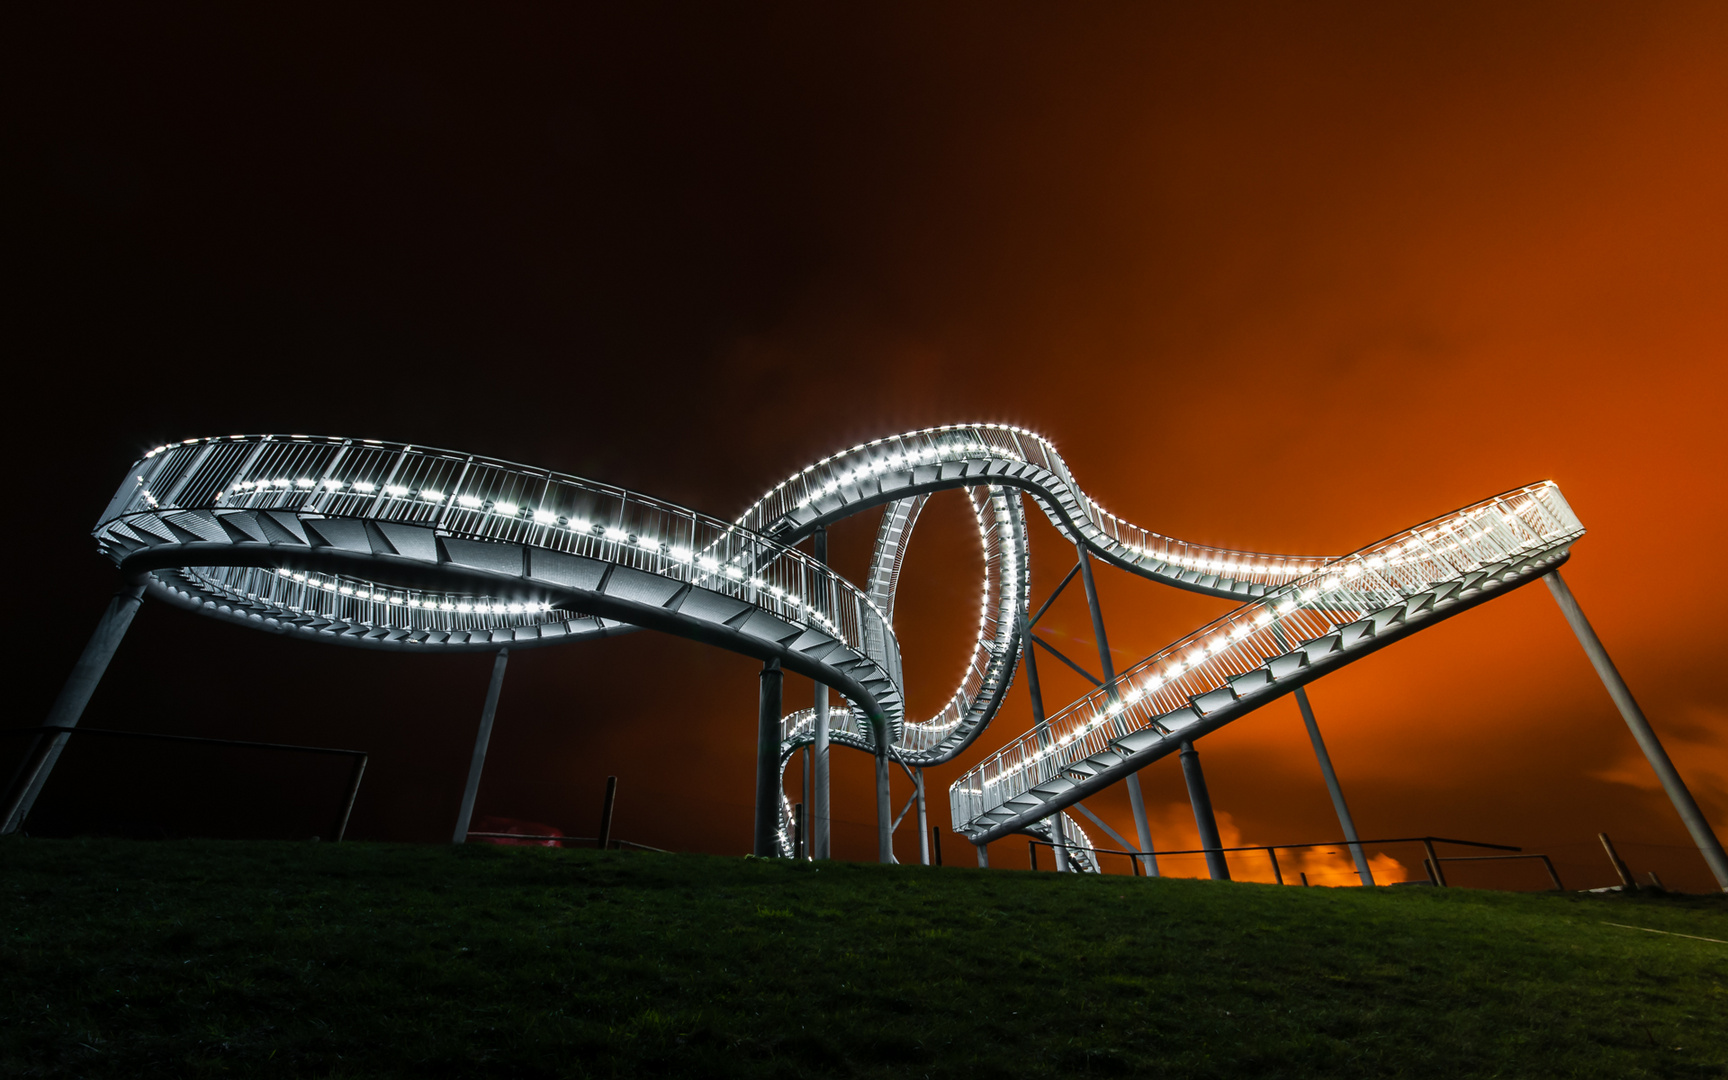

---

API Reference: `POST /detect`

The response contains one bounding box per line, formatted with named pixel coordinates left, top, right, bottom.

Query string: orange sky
left=10, top=5, right=1727, bottom=889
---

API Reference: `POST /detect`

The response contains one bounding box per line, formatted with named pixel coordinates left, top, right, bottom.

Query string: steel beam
left=967, top=566, right=1561, bottom=846
left=1267, top=620, right=1373, bottom=886
left=1180, top=741, right=1230, bottom=881
left=1293, top=687, right=1374, bottom=886
left=452, top=648, right=509, bottom=844
left=1124, top=775, right=1158, bottom=876
left=4, top=581, right=146, bottom=835
left=755, top=659, right=783, bottom=857
left=812, top=526, right=832, bottom=860
left=1017, top=594, right=1071, bottom=872
left=916, top=767, right=930, bottom=865
left=1546, top=571, right=1728, bottom=890
left=1075, top=543, right=1156, bottom=873
left=876, top=747, right=893, bottom=863
left=1050, top=813, right=1071, bottom=872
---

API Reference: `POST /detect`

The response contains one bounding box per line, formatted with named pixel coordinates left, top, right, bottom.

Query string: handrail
left=106, top=435, right=892, bottom=678
left=94, top=426, right=1585, bottom=870
left=1030, top=834, right=1523, bottom=858
left=949, top=481, right=1582, bottom=836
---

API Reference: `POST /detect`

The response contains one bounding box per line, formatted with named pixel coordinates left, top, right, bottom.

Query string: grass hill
left=3, top=839, right=1725, bottom=1078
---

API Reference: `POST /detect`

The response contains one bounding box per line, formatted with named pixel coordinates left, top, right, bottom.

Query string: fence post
left=1598, top=831, right=1637, bottom=889
left=333, top=755, right=367, bottom=842
left=1540, top=855, right=1564, bottom=890
left=1421, top=839, right=1447, bottom=886
left=598, top=775, right=618, bottom=851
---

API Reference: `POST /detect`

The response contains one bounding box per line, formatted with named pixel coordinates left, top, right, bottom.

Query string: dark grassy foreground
left=3, top=840, right=1726, bottom=1079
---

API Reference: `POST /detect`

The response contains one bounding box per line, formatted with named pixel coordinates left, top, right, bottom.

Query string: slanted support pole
left=1180, top=740, right=1231, bottom=880
left=1074, top=543, right=1156, bottom=873
left=3, top=581, right=146, bottom=835
left=976, top=841, right=989, bottom=868
left=1546, top=570, right=1728, bottom=890
left=1269, top=619, right=1372, bottom=886
left=452, top=648, right=509, bottom=844
left=754, top=659, right=783, bottom=857
left=811, top=526, right=832, bottom=860
left=1294, top=687, right=1374, bottom=887
left=1074, top=545, right=1117, bottom=691
left=597, top=775, right=618, bottom=851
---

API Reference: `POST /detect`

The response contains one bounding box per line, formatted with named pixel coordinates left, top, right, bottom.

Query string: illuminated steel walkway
left=7, top=425, right=1724, bottom=891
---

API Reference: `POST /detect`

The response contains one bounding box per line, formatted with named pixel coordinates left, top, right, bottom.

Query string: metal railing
left=103, top=429, right=1589, bottom=875
left=103, top=435, right=898, bottom=691
left=465, top=831, right=671, bottom=853
left=738, top=423, right=1333, bottom=594
left=2, top=725, right=367, bottom=841
left=1025, top=834, right=1556, bottom=887
left=950, top=482, right=1584, bottom=832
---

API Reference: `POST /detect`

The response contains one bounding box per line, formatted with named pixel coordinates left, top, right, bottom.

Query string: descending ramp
left=947, top=484, right=1583, bottom=844
left=93, top=426, right=1583, bottom=868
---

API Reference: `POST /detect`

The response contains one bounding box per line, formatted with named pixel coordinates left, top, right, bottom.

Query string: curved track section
left=98, top=435, right=907, bottom=735
left=738, top=424, right=1332, bottom=600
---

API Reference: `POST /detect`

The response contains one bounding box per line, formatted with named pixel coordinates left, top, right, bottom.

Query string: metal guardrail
left=464, top=831, right=671, bottom=853
left=1026, top=834, right=1561, bottom=888
left=1, top=725, right=367, bottom=841
left=81, top=425, right=1595, bottom=874
left=951, top=483, right=1584, bottom=833
left=106, top=435, right=893, bottom=674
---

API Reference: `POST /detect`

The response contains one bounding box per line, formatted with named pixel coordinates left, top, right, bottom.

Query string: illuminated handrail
left=104, top=434, right=900, bottom=723
left=103, top=429, right=1584, bottom=872
left=739, top=423, right=1335, bottom=594
left=948, top=482, right=1584, bottom=833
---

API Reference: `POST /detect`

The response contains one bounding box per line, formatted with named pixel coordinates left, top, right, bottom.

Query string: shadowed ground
left=3, top=839, right=1724, bottom=1078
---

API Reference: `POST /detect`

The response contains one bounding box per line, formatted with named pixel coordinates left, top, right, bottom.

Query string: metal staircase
left=27, top=424, right=1636, bottom=877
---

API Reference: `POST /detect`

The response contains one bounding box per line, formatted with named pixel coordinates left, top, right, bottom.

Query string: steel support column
left=754, top=659, right=783, bottom=857
left=915, top=768, right=930, bottom=865
left=1018, top=594, right=1070, bottom=872
left=1268, top=619, right=1373, bottom=887
left=3, top=581, right=146, bottom=835
left=452, top=648, right=510, bottom=844
left=1545, top=570, right=1728, bottom=890
left=1075, top=544, right=1156, bottom=873
left=801, top=745, right=812, bottom=860
left=976, top=841, right=989, bottom=867
left=876, top=746, right=893, bottom=863
left=1125, top=775, right=1159, bottom=876
left=1180, top=741, right=1230, bottom=881
left=812, top=526, right=832, bottom=860
left=1294, top=687, right=1375, bottom=887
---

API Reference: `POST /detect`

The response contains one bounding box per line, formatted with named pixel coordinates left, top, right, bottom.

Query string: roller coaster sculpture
left=7, top=425, right=1724, bottom=891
